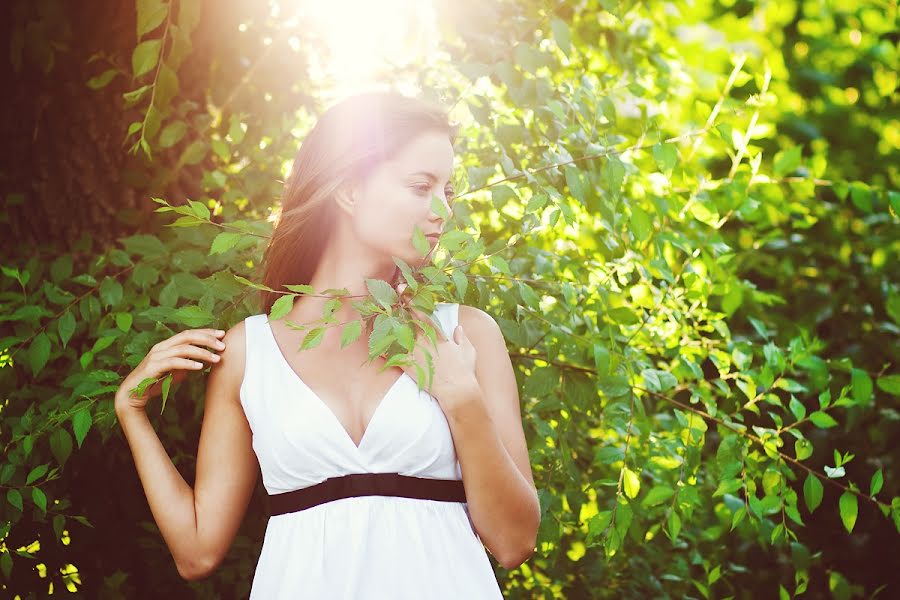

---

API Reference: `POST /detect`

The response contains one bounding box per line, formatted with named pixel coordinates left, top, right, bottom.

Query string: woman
left=115, top=91, right=540, bottom=598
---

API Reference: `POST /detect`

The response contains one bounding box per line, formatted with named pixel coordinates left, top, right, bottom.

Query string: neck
left=287, top=245, right=401, bottom=337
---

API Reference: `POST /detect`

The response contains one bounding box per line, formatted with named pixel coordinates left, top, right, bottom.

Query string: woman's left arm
left=443, top=305, right=541, bottom=570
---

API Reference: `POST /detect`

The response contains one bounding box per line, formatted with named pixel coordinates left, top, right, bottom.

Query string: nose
left=429, top=192, right=453, bottom=223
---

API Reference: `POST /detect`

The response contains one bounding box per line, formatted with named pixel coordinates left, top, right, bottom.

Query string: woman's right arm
left=115, top=321, right=259, bottom=580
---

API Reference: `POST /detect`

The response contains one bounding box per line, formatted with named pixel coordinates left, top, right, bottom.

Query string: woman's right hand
left=114, top=328, right=227, bottom=414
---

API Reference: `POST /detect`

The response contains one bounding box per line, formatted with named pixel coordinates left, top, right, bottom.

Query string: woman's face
left=349, top=130, right=455, bottom=266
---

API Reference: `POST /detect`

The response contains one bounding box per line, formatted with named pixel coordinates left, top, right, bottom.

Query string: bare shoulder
left=457, top=304, right=504, bottom=339
left=206, top=318, right=248, bottom=397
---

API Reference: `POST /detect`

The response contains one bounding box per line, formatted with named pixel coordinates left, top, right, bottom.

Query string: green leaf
left=713, top=478, right=743, bottom=497
left=623, top=467, right=640, bottom=499
left=269, top=294, right=294, bottom=322
left=564, top=166, right=588, bottom=203
left=652, top=142, right=678, bottom=174
left=849, top=183, right=873, bottom=212
left=132, top=39, right=162, bottom=78
left=876, top=374, right=900, bottom=396
left=209, top=232, right=242, bottom=255
left=49, top=428, right=72, bottom=468
left=550, top=18, right=571, bottom=56
left=301, top=327, right=325, bottom=350
left=72, top=408, right=92, bottom=449
left=25, top=463, right=49, bottom=486
left=667, top=510, right=681, bottom=540
left=284, top=283, right=316, bottom=295
left=230, top=275, right=271, bottom=292
left=31, top=487, right=47, bottom=514
left=411, top=224, right=430, bottom=257
left=809, top=411, right=838, bottom=428
left=395, top=323, right=415, bottom=352
left=154, top=62, right=179, bottom=107
left=593, top=343, right=611, bottom=377
left=160, top=372, right=173, bottom=413
left=137, top=0, right=168, bottom=39
left=870, top=468, right=884, bottom=496
left=794, top=438, right=813, bottom=461
left=770, top=522, right=785, bottom=545
left=488, top=255, right=511, bottom=276
left=892, top=498, right=900, bottom=534
left=122, top=234, right=167, bottom=258
left=50, top=254, right=73, bottom=282
left=28, top=332, right=51, bottom=377
left=850, top=368, right=873, bottom=406
left=586, top=510, right=613, bottom=544
left=838, top=491, right=858, bottom=533
left=188, top=199, right=210, bottom=220
left=100, top=276, right=123, bottom=308
left=629, top=204, right=652, bottom=242
left=773, top=145, right=802, bottom=177
left=180, top=140, right=206, bottom=165
left=525, top=193, right=549, bottom=213
left=0, top=548, right=10, bottom=579
left=368, top=324, right=395, bottom=360
left=366, top=278, right=398, bottom=310
left=803, top=473, right=823, bottom=513
left=115, top=312, right=133, bottom=332
left=789, top=395, right=806, bottom=420
left=177, top=0, right=201, bottom=32
left=340, top=320, right=362, bottom=349
left=7, top=489, right=23, bottom=512
left=86, top=68, right=120, bottom=90
left=430, top=193, right=449, bottom=220
left=159, top=120, right=188, bottom=148
left=172, top=305, right=214, bottom=328
left=228, top=115, right=247, bottom=143
left=123, top=85, right=152, bottom=107
left=641, top=485, right=675, bottom=507
left=53, top=514, right=65, bottom=539
left=451, top=269, right=468, bottom=302
left=642, top=368, right=677, bottom=392
left=595, top=446, right=624, bottom=464
left=603, top=156, right=625, bottom=195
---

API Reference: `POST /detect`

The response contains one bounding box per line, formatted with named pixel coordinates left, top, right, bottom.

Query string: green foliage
left=1, top=0, right=898, bottom=597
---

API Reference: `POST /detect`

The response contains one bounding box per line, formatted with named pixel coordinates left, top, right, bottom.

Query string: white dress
left=239, top=302, right=505, bottom=599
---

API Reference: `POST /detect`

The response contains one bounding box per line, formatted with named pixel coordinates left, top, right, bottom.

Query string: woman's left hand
left=389, top=283, right=480, bottom=415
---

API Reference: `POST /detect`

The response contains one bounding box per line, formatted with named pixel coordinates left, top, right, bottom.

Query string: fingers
left=155, top=343, right=224, bottom=366
left=146, top=330, right=227, bottom=379
left=151, top=328, right=225, bottom=353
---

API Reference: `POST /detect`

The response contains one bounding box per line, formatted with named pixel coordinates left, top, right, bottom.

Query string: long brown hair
left=258, top=90, right=459, bottom=315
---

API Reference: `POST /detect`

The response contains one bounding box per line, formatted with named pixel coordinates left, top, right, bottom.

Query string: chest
left=265, top=321, right=408, bottom=448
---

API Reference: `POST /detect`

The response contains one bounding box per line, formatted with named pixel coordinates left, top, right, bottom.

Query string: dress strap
left=267, top=473, right=467, bottom=516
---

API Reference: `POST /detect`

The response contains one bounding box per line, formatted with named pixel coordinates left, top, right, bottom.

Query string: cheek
left=354, top=188, right=418, bottom=246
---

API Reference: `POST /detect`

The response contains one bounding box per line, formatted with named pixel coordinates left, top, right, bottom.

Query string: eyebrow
left=409, top=171, right=454, bottom=188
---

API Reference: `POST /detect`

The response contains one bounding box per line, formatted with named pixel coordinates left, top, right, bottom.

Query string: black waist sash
left=267, top=472, right=467, bottom=517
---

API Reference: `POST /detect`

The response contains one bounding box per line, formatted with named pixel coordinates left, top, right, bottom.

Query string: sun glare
left=270, top=0, right=440, bottom=100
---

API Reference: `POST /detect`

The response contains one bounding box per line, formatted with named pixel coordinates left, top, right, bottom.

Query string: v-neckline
left=262, top=316, right=406, bottom=451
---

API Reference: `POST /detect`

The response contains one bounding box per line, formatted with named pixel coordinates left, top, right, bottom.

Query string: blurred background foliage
left=1, top=0, right=898, bottom=598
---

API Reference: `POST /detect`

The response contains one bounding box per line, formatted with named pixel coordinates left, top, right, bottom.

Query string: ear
left=333, top=182, right=357, bottom=215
